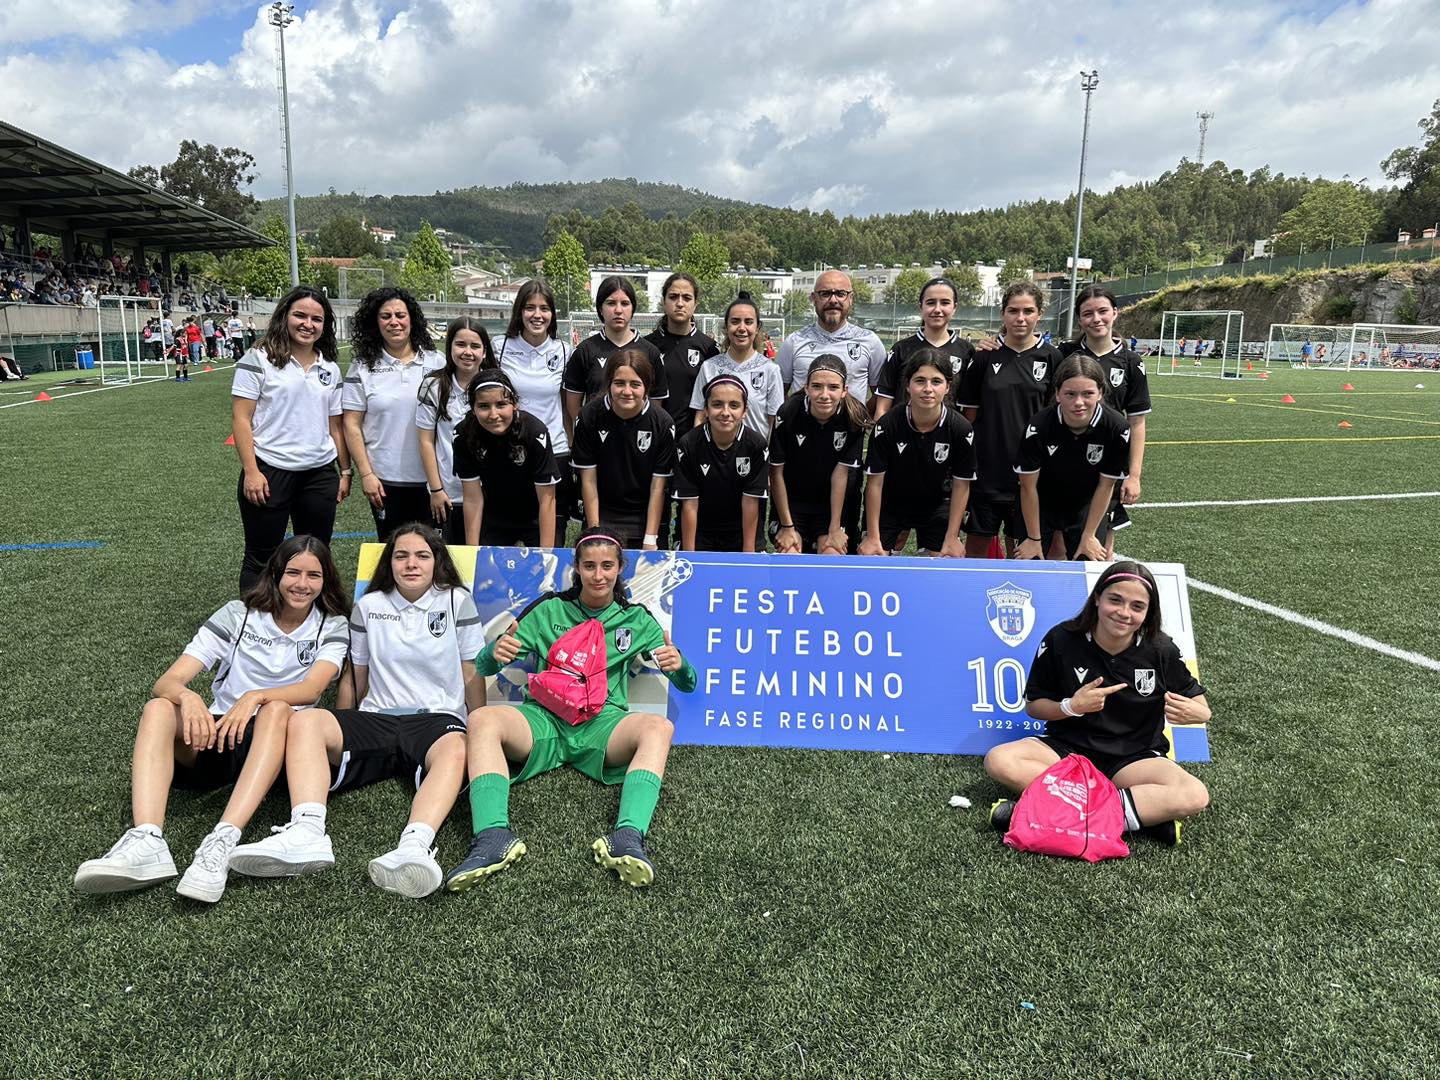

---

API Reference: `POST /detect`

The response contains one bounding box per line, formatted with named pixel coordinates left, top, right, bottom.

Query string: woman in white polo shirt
left=229, top=523, right=485, bottom=900
left=497, top=280, right=572, bottom=542
left=74, top=536, right=350, bottom=904
left=417, top=316, right=494, bottom=544
left=230, top=286, right=350, bottom=591
left=343, top=287, right=446, bottom=541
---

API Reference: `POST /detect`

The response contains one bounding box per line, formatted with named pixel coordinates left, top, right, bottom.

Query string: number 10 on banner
left=967, top=657, right=1028, bottom=713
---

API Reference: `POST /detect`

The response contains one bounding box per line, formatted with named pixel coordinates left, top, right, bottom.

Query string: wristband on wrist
left=779, top=522, right=795, bottom=530
left=1026, top=535, right=1042, bottom=543
left=428, top=486, right=444, bottom=493
left=643, top=533, right=659, bottom=545
left=1060, top=697, right=1080, bottom=718
left=340, top=466, right=354, bottom=477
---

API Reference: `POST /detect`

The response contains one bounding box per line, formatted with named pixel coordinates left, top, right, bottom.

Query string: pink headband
left=1105, top=572, right=1154, bottom=591
left=577, top=533, right=623, bottom=551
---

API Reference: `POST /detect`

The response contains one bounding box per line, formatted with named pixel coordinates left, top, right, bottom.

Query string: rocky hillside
left=1117, top=262, right=1440, bottom=337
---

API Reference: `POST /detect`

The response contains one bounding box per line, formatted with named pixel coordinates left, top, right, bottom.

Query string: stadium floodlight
left=269, top=2, right=300, bottom=288
left=1064, top=70, right=1100, bottom=340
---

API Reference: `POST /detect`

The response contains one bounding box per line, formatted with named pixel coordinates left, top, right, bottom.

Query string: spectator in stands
left=228, top=310, right=245, bottom=360
left=81, top=284, right=97, bottom=308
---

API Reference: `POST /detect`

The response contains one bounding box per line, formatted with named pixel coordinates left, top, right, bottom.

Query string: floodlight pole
left=270, top=2, right=300, bottom=288
left=1065, top=70, right=1099, bottom=340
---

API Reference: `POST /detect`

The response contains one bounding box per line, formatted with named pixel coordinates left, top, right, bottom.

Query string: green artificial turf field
left=2, top=362, right=1436, bottom=1078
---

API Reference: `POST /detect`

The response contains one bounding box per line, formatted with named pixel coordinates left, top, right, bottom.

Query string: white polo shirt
left=342, top=349, right=446, bottom=483
left=498, top=335, right=570, bottom=455
left=227, top=317, right=244, bottom=340
left=349, top=585, right=484, bottom=722
left=232, top=348, right=344, bottom=472
left=183, top=601, right=349, bottom=715
left=414, top=375, right=469, bottom=502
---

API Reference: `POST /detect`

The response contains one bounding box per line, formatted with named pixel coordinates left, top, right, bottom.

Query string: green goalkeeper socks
left=468, top=772, right=511, bottom=834
left=616, top=769, right=663, bottom=835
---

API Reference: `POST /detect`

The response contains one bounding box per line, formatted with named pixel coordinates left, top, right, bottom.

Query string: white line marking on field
left=1137, top=491, right=1440, bottom=509
left=0, top=369, right=225, bottom=410
left=1187, top=576, right=1440, bottom=673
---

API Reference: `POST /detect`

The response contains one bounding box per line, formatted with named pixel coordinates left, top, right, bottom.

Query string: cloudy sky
left=3, top=0, right=1438, bottom=217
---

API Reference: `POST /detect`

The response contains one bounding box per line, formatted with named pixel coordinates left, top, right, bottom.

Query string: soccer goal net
left=1346, top=323, right=1440, bottom=372
left=96, top=295, right=167, bottom=384
left=1157, top=310, right=1246, bottom=378
left=1264, top=324, right=1353, bottom=368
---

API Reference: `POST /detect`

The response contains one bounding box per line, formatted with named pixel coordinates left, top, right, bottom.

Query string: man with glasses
left=776, top=270, right=886, bottom=403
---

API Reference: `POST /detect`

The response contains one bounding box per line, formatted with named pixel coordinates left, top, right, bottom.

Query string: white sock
left=212, top=822, right=242, bottom=844
left=1120, top=790, right=1141, bottom=833
left=291, top=803, right=327, bottom=834
left=135, top=823, right=163, bottom=837
left=400, top=822, right=435, bottom=850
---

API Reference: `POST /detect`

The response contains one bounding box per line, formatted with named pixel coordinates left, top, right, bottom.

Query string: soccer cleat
left=1137, top=818, right=1182, bottom=847
left=227, top=822, right=334, bottom=878
left=989, top=799, right=1015, bottom=833
left=592, top=826, right=654, bottom=888
left=74, top=827, right=178, bottom=893
left=368, top=842, right=444, bottom=899
left=444, top=827, right=526, bottom=892
left=175, top=829, right=237, bottom=903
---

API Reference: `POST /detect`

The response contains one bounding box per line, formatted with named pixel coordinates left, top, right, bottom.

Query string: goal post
left=1157, top=310, right=1245, bottom=378
left=96, top=295, right=167, bottom=384
left=1265, top=323, right=1350, bottom=368
left=1346, top=323, right=1440, bottom=372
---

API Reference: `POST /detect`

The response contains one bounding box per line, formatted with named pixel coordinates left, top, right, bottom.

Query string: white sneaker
left=368, top=842, right=443, bottom=899
left=228, top=822, right=334, bottom=878
left=175, top=828, right=238, bottom=903
left=75, top=827, right=178, bottom=893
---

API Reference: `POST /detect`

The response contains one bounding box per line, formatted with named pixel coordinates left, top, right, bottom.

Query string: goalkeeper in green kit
left=446, top=527, right=697, bottom=890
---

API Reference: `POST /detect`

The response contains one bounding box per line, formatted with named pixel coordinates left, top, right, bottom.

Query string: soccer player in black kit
left=674, top=375, right=770, bottom=552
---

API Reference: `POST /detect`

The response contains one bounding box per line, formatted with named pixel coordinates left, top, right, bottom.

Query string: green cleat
left=444, top=827, right=526, bottom=892
left=1137, top=819, right=1182, bottom=847
left=592, top=827, right=654, bottom=888
left=989, top=799, right=1015, bottom=833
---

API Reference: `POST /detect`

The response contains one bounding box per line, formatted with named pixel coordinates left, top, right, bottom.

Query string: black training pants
left=237, top=459, right=339, bottom=591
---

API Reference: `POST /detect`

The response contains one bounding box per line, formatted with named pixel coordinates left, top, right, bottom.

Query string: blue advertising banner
left=356, top=547, right=1210, bottom=763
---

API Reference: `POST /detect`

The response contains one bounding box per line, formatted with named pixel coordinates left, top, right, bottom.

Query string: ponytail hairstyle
left=604, top=347, right=655, bottom=399
left=454, top=370, right=527, bottom=465
left=1072, top=284, right=1119, bottom=342
left=560, top=526, right=631, bottom=606
left=1001, top=280, right=1046, bottom=313
left=899, top=347, right=957, bottom=407
left=240, top=534, right=351, bottom=618
left=721, top=291, right=762, bottom=351
left=367, top=523, right=464, bottom=597
left=1064, top=560, right=1165, bottom=642
left=1052, top=353, right=1108, bottom=398
left=423, top=315, right=496, bottom=419
left=505, top=279, right=558, bottom=340
left=805, top=354, right=869, bottom=432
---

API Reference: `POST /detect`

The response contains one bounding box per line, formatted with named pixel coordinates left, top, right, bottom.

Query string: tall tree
left=316, top=216, right=382, bottom=258
left=884, top=267, right=935, bottom=306
left=678, top=232, right=730, bottom=312
left=1272, top=181, right=1382, bottom=253
left=401, top=221, right=454, bottom=300
left=542, top=230, right=590, bottom=316
left=215, top=217, right=313, bottom=297
left=1382, top=98, right=1440, bottom=237
left=128, top=140, right=258, bottom=222
left=944, top=264, right=985, bottom=305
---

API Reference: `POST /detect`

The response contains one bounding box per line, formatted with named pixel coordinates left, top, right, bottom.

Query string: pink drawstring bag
left=528, top=618, right=608, bottom=725
left=1003, top=754, right=1130, bottom=862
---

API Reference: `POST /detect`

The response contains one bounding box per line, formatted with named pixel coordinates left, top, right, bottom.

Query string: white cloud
left=1, top=0, right=1438, bottom=221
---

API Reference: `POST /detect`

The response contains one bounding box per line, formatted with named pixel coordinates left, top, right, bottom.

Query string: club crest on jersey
left=833, top=432, right=847, bottom=450
left=985, top=582, right=1036, bottom=648
left=1032, top=361, right=1048, bottom=382
left=686, top=348, right=701, bottom=368
left=934, top=442, right=950, bottom=463
left=296, top=641, right=317, bottom=667
left=615, top=627, right=632, bottom=654
left=427, top=611, right=448, bottom=638
left=950, top=357, right=963, bottom=373
left=751, top=373, right=767, bottom=391
left=636, top=430, right=652, bottom=452
left=1109, top=367, right=1125, bottom=387
left=1086, top=443, right=1104, bottom=464
left=736, top=456, right=751, bottom=477
left=847, top=343, right=865, bottom=362
left=547, top=354, right=561, bottom=372
left=317, top=369, right=333, bottom=386
left=510, top=444, right=527, bottom=464
left=1134, top=669, right=1156, bottom=696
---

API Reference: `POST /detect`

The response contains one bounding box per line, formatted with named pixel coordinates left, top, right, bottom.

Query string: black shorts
left=880, top=502, right=951, bottom=553
left=172, top=714, right=257, bottom=792
left=1042, top=510, right=1113, bottom=559
left=1108, top=500, right=1132, bottom=532
left=597, top=512, right=647, bottom=550
left=1034, top=733, right=1167, bottom=780
left=963, top=495, right=1025, bottom=540
left=329, top=709, right=466, bottom=795
left=769, top=506, right=831, bottom=553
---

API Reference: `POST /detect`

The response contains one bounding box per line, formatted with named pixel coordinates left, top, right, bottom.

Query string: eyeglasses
left=815, top=289, right=852, bottom=300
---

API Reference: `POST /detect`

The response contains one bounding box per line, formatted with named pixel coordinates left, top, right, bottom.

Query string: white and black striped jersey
left=183, top=601, right=348, bottom=715
left=349, top=586, right=484, bottom=722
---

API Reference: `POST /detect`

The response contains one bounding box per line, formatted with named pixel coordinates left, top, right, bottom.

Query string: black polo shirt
left=874, top=331, right=974, bottom=401
left=562, top=331, right=668, bottom=405
left=451, top=411, right=560, bottom=524
left=643, top=323, right=719, bottom=429
left=1059, top=339, right=1152, bottom=416
left=571, top=396, right=676, bottom=518
left=674, top=424, right=770, bottom=544
left=769, top=394, right=864, bottom=517
left=956, top=341, right=1062, bottom=501
left=1015, top=403, right=1131, bottom=522
left=865, top=404, right=977, bottom=519
left=1025, top=624, right=1206, bottom=757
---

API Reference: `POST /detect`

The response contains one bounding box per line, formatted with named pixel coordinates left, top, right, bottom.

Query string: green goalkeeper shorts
left=511, top=700, right=634, bottom=786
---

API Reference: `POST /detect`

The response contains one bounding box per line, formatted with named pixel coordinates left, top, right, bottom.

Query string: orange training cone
left=1342, top=383, right=1354, bottom=391
left=1247, top=361, right=1253, bottom=370
left=35, top=391, right=52, bottom=401
left=204, top=365, right=214, bottom=373
left=224, top=433, right=236, bottom=445
left=1281, top=394, right=1296, bottom=403
left=1338, top=421, right=1353, bottom=429
left=1258, top=371, right=1269, bottom=379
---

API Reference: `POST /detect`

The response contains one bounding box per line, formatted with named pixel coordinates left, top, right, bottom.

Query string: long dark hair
left=805, top=354, right=868, bottom=432
left=504, top=279, right=557, bottom=341
left=1064, top=560, right=1165, bottom=641
left=454, top=370, right=528, bottom=463
left=240, top=535, right=351, bottom=618
left=604, top=347, right=655, bottom=397
left=260, top=286, right=338, bottom=369
left=721, top=291, right=762, bottom=351
left=423, top=315, right=496, bottom=419
left=559, top=526, right=631, bottom=606
left=351, top=286, right=433, bottom=369
left=654, top=271, right=699, bottom=332
left=900, top=347, right=956, bottom=407
left=367, top=523, right=464, bottom=596
left=1073, top=284, right=1119, bottom=345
